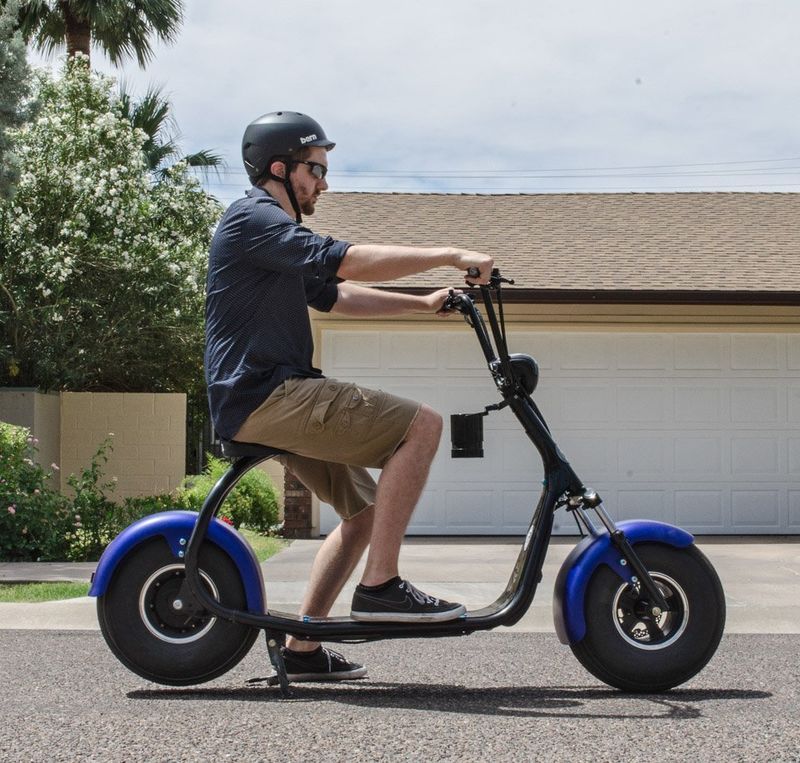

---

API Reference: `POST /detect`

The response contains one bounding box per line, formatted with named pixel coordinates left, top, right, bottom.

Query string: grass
left=0, top=529, right=288, bottom=603
left=239, top=528, right=289, bottom=563
left=0, top=581, right=90, bottom=603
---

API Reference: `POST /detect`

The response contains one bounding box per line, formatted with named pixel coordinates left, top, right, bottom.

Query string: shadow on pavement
left=127, top=683, right=771, bottom=719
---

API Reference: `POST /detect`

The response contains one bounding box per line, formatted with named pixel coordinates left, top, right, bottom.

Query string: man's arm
left=336, top=244, right=493, bottom=284
left=330, top=283, right=458, bottom=318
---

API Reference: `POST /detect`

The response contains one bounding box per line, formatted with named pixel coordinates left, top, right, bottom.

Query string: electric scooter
left=89, top=269, right=726, bottom=696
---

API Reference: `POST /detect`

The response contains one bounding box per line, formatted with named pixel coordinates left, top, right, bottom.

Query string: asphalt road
left=1, top=630, right=798, bottom=762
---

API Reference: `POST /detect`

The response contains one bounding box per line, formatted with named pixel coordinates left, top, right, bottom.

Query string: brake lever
left=466, top=267, right=515, bottom=287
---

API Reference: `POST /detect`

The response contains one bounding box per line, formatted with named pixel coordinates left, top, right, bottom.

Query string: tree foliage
left=0, top=59, right=222, bottom=392
left=119, top=83, right=223, bottom=179
left=8, top=0, right=184, bottom=67
left=0, top=0, right=33, bottom=199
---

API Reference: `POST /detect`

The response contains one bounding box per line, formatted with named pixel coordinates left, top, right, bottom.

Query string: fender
left=552, top=520, right=693, bottom=645
left=88, top=510, right=266, bottom=614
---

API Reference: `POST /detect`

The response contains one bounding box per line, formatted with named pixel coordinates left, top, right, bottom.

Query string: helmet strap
left=266, top=160, right=303, bottom=224
left=283, top=173, right=303, bottom=224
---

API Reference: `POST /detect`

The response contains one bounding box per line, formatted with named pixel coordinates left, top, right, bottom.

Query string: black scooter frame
left=182, top=271, right=665, bottom=647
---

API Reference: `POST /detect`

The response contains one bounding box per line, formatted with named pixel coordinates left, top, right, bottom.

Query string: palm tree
left=8, top=0, right=183, bottom=67
left=119, top=84, right=222, bottom=179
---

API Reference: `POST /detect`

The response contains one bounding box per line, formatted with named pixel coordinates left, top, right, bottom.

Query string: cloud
left=30, top=0, right=800, bottom=201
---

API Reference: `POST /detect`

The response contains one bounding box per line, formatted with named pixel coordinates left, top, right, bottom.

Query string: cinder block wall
left=59, top=393, right=186, bottom=498
left=0, top=390, right=60, bottom=487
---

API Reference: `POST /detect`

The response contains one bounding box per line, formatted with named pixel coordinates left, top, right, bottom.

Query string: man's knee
left=408, top=404, right=443, bottom=444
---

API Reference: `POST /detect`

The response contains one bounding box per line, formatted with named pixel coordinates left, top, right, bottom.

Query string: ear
left=269, top=160, right=287, bottom=180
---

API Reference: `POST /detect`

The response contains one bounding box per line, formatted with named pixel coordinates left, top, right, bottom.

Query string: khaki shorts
left=233, top=377, right=420, bottom=520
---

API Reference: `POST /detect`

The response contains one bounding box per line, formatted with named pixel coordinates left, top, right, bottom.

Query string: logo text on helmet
left=299, top=133, right=318, bottom=144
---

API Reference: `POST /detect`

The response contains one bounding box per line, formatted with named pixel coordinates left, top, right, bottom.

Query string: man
left=205, top=110, right=494, bottom=682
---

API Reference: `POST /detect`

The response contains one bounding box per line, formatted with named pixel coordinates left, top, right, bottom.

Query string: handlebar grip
left=466, top=267, right=480, bottom=278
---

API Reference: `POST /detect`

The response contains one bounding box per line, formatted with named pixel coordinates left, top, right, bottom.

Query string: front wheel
left=571, top=542, right=725, bottom=692
left=97, top=538, right=259, bottom=685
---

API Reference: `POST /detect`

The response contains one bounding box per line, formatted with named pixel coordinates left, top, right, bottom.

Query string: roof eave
left=379, top=287, right=800, bottom=306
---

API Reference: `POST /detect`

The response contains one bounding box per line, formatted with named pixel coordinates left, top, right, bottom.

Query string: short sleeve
left=243, top=198, right=350, bottom=281
left=304, top=277, right=340, bottom=312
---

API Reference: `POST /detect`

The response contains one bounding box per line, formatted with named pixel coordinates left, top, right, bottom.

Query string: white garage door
left=319, top=328, right=800, bottom=535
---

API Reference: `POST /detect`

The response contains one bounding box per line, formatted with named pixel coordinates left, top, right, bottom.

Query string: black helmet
left=242, top=111, right=335, bottom=184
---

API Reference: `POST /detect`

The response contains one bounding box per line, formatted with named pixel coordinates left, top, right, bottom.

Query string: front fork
left=566, top=489, right=671, bottom=615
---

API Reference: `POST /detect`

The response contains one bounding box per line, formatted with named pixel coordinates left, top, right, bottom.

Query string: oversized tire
left=570, top=542, right=725, bottom=692
left=97, top=537, right=259, bottom=685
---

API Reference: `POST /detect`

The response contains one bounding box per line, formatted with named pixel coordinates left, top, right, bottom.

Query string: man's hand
left=424, top=287, right=462, bottom=318
left=449, top=249, right=494, bottom=285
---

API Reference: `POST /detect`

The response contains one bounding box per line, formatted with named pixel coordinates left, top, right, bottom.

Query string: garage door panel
left=559, top=435, right=616, bottom=477
left=788, top=387, right=800, bottom=422
left=674, top=335, right=726, bottom=370
left=790, top=336, right=800, bottom=369
left=502, top=491, right=537, bottom=532
left=560, top=385, right=615, bottom=423
left=616, top=385, right=668, bottom=423
left=617, top=437, right=670, bottom=479
left=675, top=490, right=726, bottom=528
left=731, top=334, right=781, bottom=370
left=790, top=439, right=800, bottom=475
left=558, top=335, right=614, bottom=370
left=386, top=333, right=439, bottom=369
left=731, top=436, right=781, bottom=476
left=406, top=489, right=441, bottom=530
left=616, top=490, right=671, bottom=524
left=673, top=385, right=726, bottom=424
left=673, top=436, right=724, bottom=476
left=731, top=386, right=781, bottom=423
left=732, top=490, right=781, bottom=528
left=329, top=332, right=381, bottom=369
left=615, top=335, right=670, bottom=370
left=789, top=492, right=800, bottom=529
left=445, top=488, right=497, bottom=531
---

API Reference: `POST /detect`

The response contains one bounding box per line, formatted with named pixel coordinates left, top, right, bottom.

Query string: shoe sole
left=285, top=666, right=368, bottom=682
left=349, top=604, right=467, bottom=623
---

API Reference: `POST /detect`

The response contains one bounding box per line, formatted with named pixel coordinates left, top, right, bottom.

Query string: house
left=303, top=192, right=800, bottom=535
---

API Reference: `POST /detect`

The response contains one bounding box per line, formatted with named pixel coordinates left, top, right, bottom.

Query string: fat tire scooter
left=90, top=269, right=725, bottom=696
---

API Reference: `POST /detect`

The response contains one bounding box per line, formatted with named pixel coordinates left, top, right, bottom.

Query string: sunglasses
left=293, top=160, right=328, bottom=180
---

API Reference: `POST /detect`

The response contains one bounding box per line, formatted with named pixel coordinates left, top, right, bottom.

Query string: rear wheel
left=571, top=542, right=725, bottom=692
left=97, top=538, right=258, bottom=685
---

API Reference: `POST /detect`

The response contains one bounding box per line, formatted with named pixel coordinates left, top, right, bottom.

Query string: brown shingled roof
left=311, top=192, right=800, bottom=304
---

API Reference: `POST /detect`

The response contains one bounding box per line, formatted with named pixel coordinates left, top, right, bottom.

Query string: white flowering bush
left=0, top=58, right=221, bottom=391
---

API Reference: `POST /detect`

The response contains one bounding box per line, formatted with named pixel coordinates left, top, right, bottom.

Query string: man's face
left=290, top=146, right=329, bottom=216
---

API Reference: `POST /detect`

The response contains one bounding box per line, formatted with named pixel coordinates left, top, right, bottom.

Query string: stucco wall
left=59, top=393, right=186, bottom=498
left=0, top=390, right=186, bottom=500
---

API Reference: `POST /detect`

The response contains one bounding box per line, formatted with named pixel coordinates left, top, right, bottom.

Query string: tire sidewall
left=98, top=538, right=258, bottom=686
left=573, top=542, right=725, bottom=692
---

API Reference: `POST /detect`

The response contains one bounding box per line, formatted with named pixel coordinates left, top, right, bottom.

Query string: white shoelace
left=399, top=580, right=440, bottom=606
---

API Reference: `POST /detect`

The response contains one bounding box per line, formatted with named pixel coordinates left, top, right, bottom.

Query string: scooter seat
left=219, top=439, right=287, bottom=460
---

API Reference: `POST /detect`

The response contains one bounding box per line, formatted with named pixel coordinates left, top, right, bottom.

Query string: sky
left=31, top=0, right=800, bottom=206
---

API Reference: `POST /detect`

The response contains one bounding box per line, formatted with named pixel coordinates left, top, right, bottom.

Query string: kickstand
left=264, top=631, right=291, bottom=697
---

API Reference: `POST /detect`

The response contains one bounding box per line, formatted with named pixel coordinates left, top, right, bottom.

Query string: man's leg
left=360, top=404, right=442, bottom=587
left=285, top=506, right=373, bottom=652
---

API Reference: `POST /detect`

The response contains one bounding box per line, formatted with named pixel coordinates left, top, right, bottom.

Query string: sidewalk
left=1, top=537, right=798, bottom=633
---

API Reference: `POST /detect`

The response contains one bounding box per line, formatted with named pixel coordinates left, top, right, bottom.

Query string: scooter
left=89, top=268, right=725, bottom=696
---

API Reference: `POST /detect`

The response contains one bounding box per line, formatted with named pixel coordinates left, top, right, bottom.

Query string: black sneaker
left=350, top=577, right=466, bottom=623
left=280, top=646, right=367, bottom=682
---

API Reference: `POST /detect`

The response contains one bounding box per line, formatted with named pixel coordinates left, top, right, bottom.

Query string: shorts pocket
left=336, top=385, right=379, bottom=435
left=303, top=383, right=340, bottom=434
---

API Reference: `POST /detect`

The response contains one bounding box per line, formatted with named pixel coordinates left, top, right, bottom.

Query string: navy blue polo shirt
left=204, top=187, right=351, bottom=440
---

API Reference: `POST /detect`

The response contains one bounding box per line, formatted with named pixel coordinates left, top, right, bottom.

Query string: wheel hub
left=612, top=572, right=689, bottom=651
left=139, top=564, right=219, bottom=644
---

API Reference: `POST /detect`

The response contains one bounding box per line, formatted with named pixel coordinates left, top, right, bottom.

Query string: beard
left=300, top=196, right=317, bottom=215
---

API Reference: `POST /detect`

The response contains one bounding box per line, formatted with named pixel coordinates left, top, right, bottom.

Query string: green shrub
left=0, top=421, right=72, bottom=561
left=62, top=437, right=176, bottom=561
left=177, top=455, right=280, bottom=533
left=1, top=425, right=280, bottom=561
